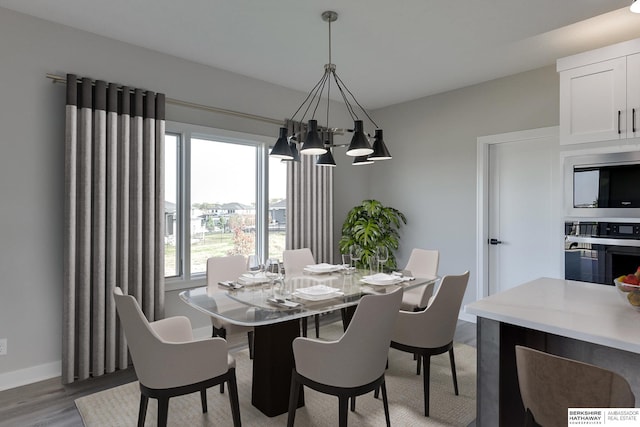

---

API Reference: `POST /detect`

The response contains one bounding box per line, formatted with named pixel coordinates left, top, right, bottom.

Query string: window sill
left=164, top=276, right=206, bottom=292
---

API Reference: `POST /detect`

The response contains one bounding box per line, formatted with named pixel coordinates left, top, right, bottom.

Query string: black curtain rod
left=46, top=73, right=283, bottom=126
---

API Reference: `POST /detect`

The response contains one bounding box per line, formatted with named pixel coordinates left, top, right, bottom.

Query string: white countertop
left=465, top=277, right=640, bottom=354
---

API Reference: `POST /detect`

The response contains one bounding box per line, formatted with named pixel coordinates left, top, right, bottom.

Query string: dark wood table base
left=252, top=319, right=305, bottom=417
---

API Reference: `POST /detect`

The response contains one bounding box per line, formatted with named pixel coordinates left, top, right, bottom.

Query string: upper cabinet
left=558, top=39, right=640, bottom=145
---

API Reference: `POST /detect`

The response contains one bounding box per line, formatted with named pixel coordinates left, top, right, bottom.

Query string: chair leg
left=381, top=380, right=391, bottom=427
left=200, top=388, right=208, bottom=413
left=137, top=394, right=148, bottom=427
left=341, top=308, right=348, bottom=331
left=416, top=353, right=422, bottom=375
left=314, top=314, right=320, bottom=338
left=374, top=386, right=380, bottom=399
left=422, top=355, right=431, bottom=417
left=301, top=318, right=308, bottom=338
left=449, top=347, right=459, bottom=395
left=287, top=372, right=301, bottom=427
left=157, top=397, right=169, bottom=427
left=215, top=327, right=228, bottom=394
left=247, top=330, right=254, bottom=360
left=350, top=395, right=356, bottom=412
left=227, top=370, right=242, bottom=427
left=338, top=396, right=349, bottom=427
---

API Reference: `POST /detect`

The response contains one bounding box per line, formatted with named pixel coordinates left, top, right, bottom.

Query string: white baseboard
left=0, top=360, right=61, bottom=392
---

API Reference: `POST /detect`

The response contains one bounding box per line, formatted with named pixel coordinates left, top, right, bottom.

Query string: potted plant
left=339, top=199, right=407, bottom=271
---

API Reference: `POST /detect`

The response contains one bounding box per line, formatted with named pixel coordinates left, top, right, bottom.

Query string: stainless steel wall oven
left=565, top=221, right=640, bottom=285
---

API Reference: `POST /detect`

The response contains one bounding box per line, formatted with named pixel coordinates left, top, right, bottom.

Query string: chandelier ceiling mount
left=270, top=11, right=392, bottom=167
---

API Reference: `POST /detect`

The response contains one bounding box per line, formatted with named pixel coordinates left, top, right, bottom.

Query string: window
left=164, top=123, right=286, bottom=281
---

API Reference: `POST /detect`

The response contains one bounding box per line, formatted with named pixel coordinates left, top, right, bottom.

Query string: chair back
left=394, top=271, right=469, bottom=348
left=206, top=255, right=247, bottom=286
left=294, top=288, right=403, bottom=388
left=404, top=248, right=439, bottom=307
left=515, top=345, right=635, bottom=427
left=113, top=287, right=185, bottom=385
left=283, top=248, right=315, bottom=277
left=404, top=248, right=439, bottom=278
left=206, top=255, right=256, bottom=329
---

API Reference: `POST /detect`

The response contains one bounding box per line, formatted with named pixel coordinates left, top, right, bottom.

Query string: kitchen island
left=465, top=277, right=640, bottom=426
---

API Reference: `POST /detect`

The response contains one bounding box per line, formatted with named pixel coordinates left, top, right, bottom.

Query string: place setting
left=291, top=284, right=345, bottom=301
left=302, top=262, right=345, bottom=274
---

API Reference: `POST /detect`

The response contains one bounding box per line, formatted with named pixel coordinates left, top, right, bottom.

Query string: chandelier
left=270, top=11, right=392, bottom=167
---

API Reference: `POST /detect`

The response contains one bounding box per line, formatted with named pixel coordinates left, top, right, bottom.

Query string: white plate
left=292, top=290, right=344, bottom=301
left=239, top=272, right=269, bottom=283
left=296, top=284, right=341, bottom=296
left=303, top=263, right=343, bottom=274
left=361, top=273, right=402, bottom=286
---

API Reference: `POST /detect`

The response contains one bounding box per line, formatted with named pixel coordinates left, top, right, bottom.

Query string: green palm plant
left=339, top=199, right=407, bottom=271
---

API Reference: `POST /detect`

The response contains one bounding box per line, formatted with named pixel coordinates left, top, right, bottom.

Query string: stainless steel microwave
left=564, top=151, right=640, bottom=219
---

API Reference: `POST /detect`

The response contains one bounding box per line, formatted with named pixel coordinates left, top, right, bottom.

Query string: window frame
left=164, top=121, right=275, bottom=291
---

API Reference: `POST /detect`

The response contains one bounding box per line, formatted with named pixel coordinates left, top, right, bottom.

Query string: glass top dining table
left=179, top=269, right=439, bottom=327
left=179, top=268, right=439, bottom=417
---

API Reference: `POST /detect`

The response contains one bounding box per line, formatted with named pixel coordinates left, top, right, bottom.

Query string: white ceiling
left=2, top=0, right=640, bottom=109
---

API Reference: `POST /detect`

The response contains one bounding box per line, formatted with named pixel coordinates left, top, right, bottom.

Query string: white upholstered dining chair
left=515, top=345, right=635, bottom=427
left=390, top=271, right=469, bottom=417
left=113, top=287, right=241, bottom=427
left=287, top=288, right=403, bottom=427
left=400, top=248, right=439, bottom=311
left=283, top=248, right=320, bottom=338
left=206, top=255, right=254, bottom=355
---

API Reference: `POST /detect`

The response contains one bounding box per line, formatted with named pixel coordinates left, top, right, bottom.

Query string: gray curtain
left=285, top=119, right=334, bottom=263
left=63, top=74, right=165, bottom=384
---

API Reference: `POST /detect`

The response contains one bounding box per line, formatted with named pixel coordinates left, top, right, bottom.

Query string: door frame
left=476, top=126, right=559, bottom=300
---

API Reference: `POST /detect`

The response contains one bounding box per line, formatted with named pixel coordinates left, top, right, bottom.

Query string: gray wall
left=0, top=8, right=357, bottom=383
left=369, top=66, right=560, bottom=311
left=0, top=6, right=559, bottom=385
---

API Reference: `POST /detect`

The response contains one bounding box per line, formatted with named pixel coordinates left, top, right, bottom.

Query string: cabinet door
left=559, top=57, right=626, bottom=145
left=627, top=53, right=640, bottom=138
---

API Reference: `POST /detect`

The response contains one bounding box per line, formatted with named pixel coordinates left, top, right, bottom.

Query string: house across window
left=164, top=124, right=286, bottom=280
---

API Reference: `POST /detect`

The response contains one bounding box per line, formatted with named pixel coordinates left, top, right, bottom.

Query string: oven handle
left=566, top=235, right=640, bottom=247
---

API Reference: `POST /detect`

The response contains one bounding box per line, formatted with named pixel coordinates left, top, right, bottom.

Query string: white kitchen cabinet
left=558, top=38, right=640, bottom=145
left=626, top=52, right=640, bottom=137
left=559, top=57, right=626, bottom=145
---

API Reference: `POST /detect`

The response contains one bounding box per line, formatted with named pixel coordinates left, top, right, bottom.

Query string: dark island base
left=476, top=317, right=640, bottom=426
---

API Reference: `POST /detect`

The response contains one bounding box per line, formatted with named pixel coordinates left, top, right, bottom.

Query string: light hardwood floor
left=0, top=319, right=476, bottom=427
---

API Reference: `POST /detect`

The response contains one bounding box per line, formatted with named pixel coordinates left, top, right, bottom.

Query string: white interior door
left=487, top=131, right=562, bottom=295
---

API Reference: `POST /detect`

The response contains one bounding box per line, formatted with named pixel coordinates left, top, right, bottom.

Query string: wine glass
left=349, top=245, right=362, bottom=270
left=247, top=254, right=263, bottom=278
left=376, top=246, right=389, bottom=273
left=265, top=258, right=284, bottom=297
left=265, top=258, right=282, bottom=282
left=341, top=253, right=353, bottom=274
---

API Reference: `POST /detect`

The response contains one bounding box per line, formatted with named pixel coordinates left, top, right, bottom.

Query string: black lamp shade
left=280, top=138, right=301, bottom=163
left=289, top=139, right=301, bottom=162
left=368, top=129, right=392, bottom=160
left=270, top=127, right=293, bottom=159
left=352, top=155, right=374, bottom=166
left=316, top=147, right=336, bottom=167
left=346, top=120, right=373, bottom=157
left=300, top=120, right=327, bottom=155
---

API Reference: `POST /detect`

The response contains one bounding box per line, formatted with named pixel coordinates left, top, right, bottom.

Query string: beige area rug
left=76, top=322, right=476, bottom=426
